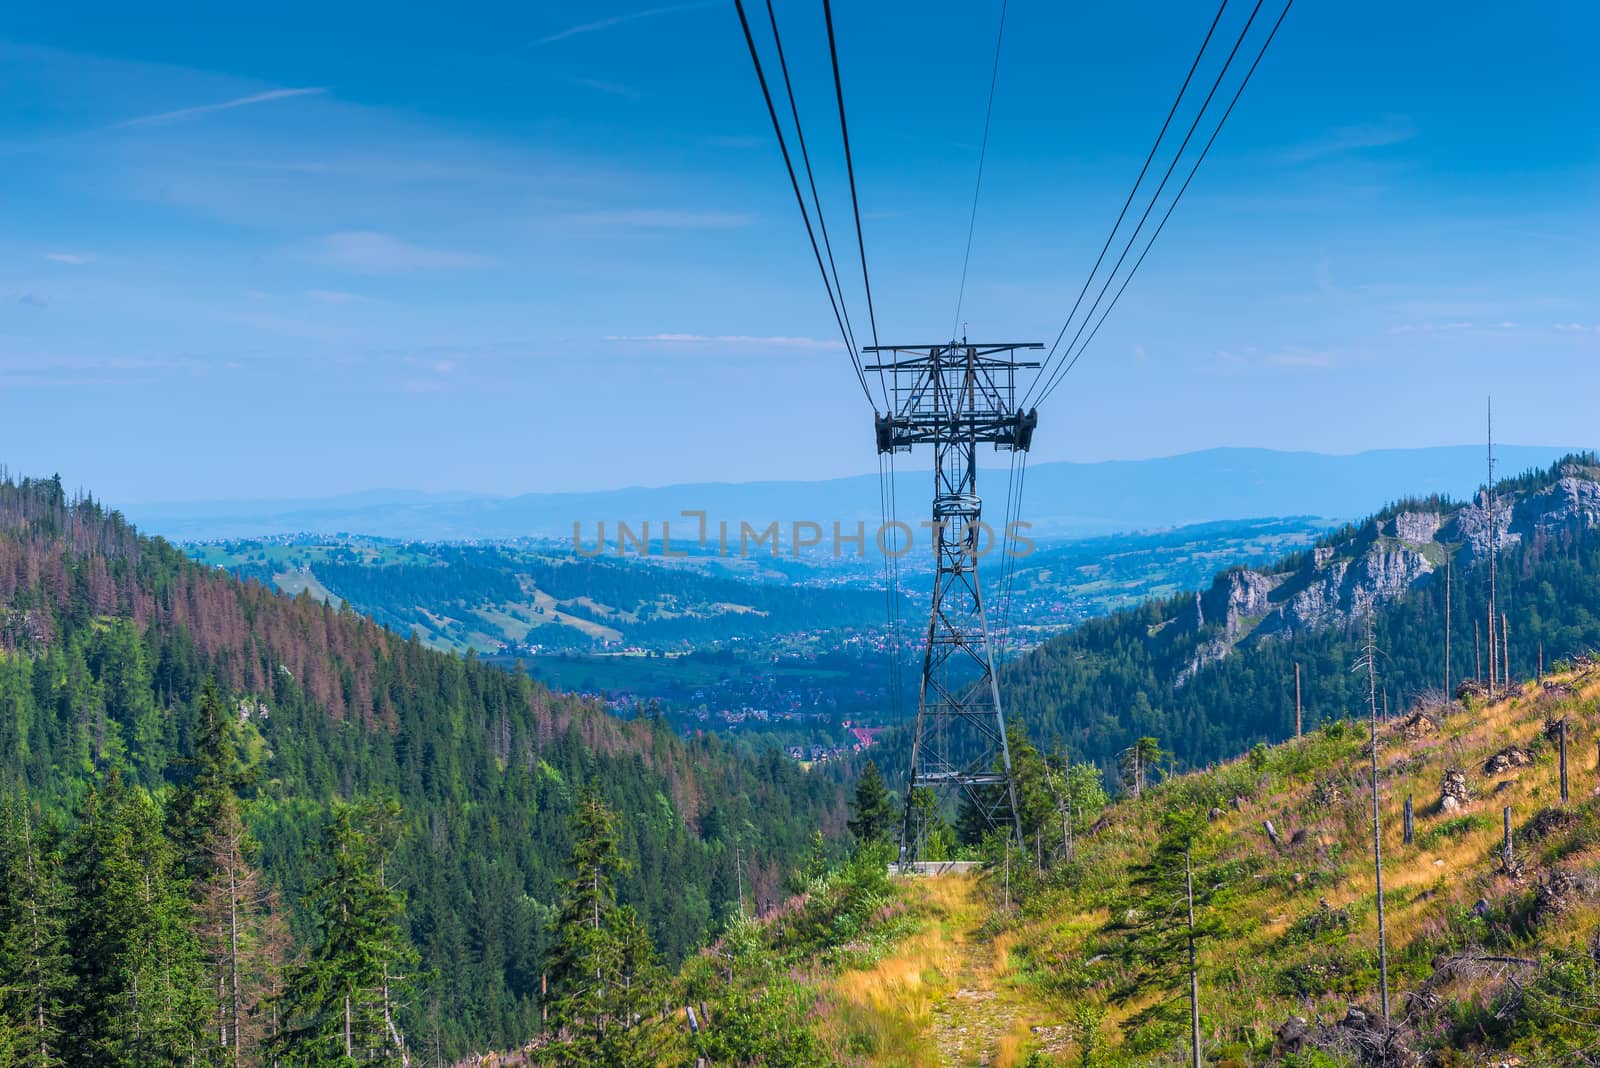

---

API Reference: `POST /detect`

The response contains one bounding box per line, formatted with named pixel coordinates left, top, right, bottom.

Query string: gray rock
left=1392, top=510, right=1442, bottom=544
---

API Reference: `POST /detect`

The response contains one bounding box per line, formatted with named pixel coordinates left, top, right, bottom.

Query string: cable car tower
left=868, top=340, right=1040, bottom=862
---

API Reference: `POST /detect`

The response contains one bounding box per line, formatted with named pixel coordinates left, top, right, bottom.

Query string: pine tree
left=0, top=795, right=72, bottom=1067
left=543, top=789, right=662, bottom=1068
left=64, top=771, right=209, bottom=1065
left=274, top=802, right=416, bottom=1067
left=846, top=761, right=897, bottom=845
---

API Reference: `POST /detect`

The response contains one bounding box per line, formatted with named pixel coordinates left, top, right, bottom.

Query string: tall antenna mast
left=869, top=340, right=1040, bottom=861
left=1486, top=397, right=1497, bottom=698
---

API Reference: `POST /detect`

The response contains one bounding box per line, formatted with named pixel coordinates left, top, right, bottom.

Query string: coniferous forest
left=0, top=471, right=846, bottom=1062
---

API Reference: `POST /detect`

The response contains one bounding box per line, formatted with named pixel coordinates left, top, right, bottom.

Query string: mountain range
left=126, top=445, right=1578, bottom=542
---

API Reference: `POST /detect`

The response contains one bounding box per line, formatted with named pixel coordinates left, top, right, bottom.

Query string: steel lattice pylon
left=867, top=341, right=1040, bottom=864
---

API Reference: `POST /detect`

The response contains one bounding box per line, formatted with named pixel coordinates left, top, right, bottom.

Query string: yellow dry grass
left=821, top=872, right=1037, bottom=1067
left=1021, top=667, right=1600, bottom=1063
left=817, top=669, right=1600, bottom=1067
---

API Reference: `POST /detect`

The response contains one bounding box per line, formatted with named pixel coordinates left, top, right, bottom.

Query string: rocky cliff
left=1177, top=457, right=1600, bottom=683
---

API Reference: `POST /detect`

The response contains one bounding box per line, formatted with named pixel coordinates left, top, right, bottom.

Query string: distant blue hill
left=128, top=445, right=1580, bottom=543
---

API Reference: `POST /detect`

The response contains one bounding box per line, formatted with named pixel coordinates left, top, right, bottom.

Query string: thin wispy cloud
left=575, top=78, right=641, bottom=100
left=1283, top=118, right=1416, bottom=163
left=1266, top=351, right=1337, bottom=369
left=607, top=333, right=843, bottom=350
left=309, top=232, right=492, bottom=273
left=44, top=252, right=93, bottom=265
left=306, top=289, right=370, bottom=305
left=560, top=209, right=752, bottom=229
left=1211, top=347, right=1340, bottom=372
left=114, top=87, right=325, bottom=129
left=529, top=2, right=714, bottom=47
left=1390, top=320, right=1518, bottom=335
left=700, top=134, right=764, bottom=149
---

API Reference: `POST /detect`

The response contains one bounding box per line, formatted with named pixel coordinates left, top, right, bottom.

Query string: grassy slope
left=820, top=872, right=1030, bottom=1067
left=823, top=668, right=1600, bottom=1067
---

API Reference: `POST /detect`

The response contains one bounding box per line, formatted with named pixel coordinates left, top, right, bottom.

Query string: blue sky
left=1, top=1, right=1596, bottom=503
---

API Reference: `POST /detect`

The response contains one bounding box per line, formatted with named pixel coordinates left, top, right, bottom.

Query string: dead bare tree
left=1295, top=662, right=1302, bottom=739
left=1503, top=612, right=1511, bottom=691
left=1356, top=617, right=1391, bottom=1028
left=1476, top=619, right=1483, bottom=685
left=1186, top=843, right=1202, bottom=1068
left=1487, top=397, right=1498, bottom=699
left=1560, top=718, right=1569, bottom=806
left=1444, top=559, right=1452, bottom=699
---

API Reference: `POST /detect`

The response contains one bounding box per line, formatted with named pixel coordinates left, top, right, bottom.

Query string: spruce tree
left=0, top=795, right=72, bottom=1067
left=543, top=789, right=662, bottom=1068
left=954, top=729, right=1053, bottom=847
left=64, top=771, right=209, bottom=1065
left=1123, top=810, right=1223, bottom=1061
left=167, top=681, right=251, bottom=877
left=846, top=761, right=897, bottom=845
left=275, top=802, right=415, bottom=1067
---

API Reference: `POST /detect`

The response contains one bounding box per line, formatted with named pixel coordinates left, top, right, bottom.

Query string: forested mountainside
left=0, top=472, right=846, bottom=1059
left=1004, top=455, right=1600, bottom=775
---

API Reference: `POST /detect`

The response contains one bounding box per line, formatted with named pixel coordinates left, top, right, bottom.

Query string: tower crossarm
left=866, top=342, right=1041, bottom=454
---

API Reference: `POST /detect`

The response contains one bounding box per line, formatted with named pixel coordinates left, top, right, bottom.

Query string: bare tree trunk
left=21, top=817, right=54, bottom=1067
left=1364, top=620, right=1391, bottom=1028
left=1294, top=662, right=1302, bottom=739
left=1560, top=718, right=1569, bottom=806
left=1186, top=845, right=1202, bottom=1068
left=1503, top=612, right=1511, bottom=691
left=228, top=844, right=242, bottom=1064
left=1487, top=400, right=1498, bottom=699
left=1060, top=797, right=1070, bottom=862
left=1444, top=561, right=1452, bottom=698
left=1476, top=620, right=1482, bottom=684
left=383, top=973, right=411, bottom=1068
left=1488, top=608, right=1497, bottom=698
left=735, top=844, right=745, bottom=916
